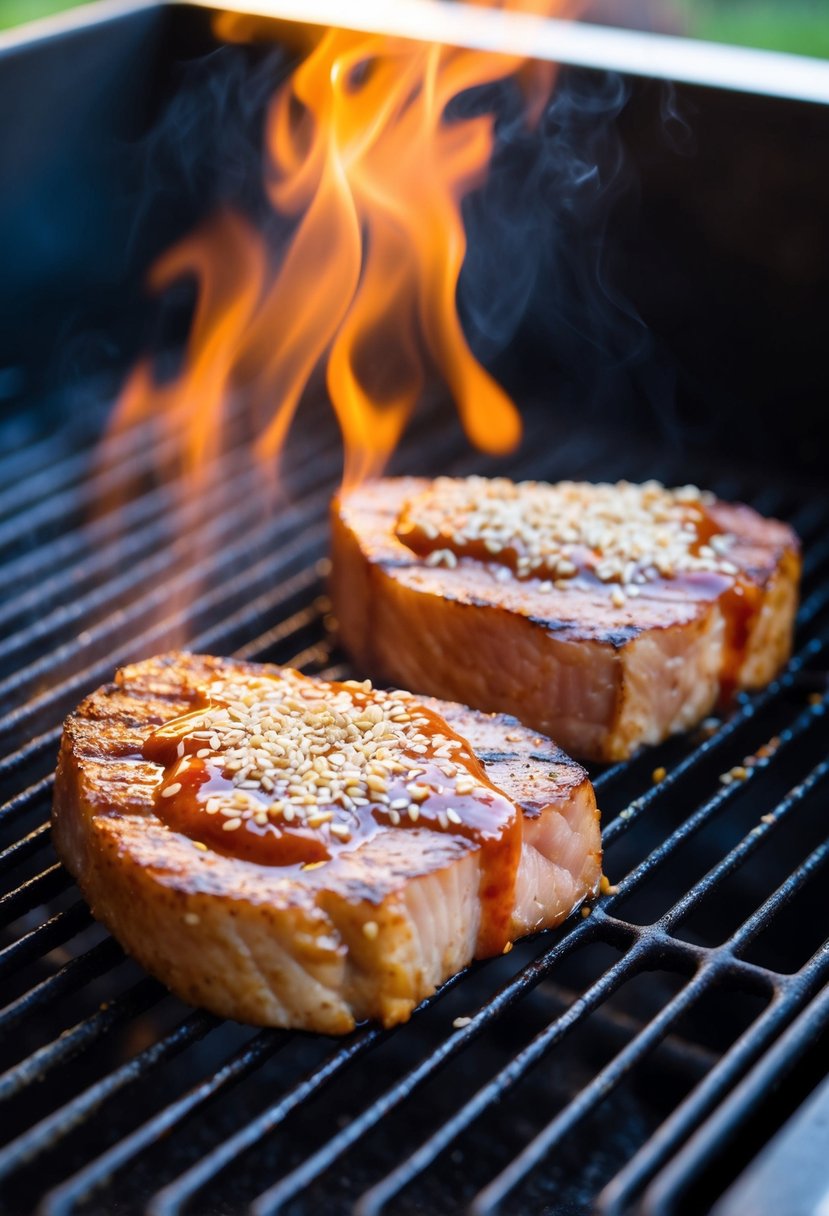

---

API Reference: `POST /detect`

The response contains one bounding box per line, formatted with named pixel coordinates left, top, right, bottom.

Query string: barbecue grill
left=1, top=3, right=828, bottom=1214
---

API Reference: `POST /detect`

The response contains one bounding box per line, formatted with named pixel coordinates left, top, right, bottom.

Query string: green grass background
left=0, top=0, right=827, bottom=57
left=0, top=0, right=82, bottom=28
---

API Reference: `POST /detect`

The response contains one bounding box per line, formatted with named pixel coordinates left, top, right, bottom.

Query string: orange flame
left=115, top=3, right=570, bottom=488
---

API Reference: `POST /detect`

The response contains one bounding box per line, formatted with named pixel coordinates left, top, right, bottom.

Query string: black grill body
left=0, top=6, right=828, bottom=1215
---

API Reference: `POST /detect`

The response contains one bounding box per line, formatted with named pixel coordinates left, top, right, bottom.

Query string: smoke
left=117, top=28, right=696, bottom=455
left=458, top=67, right=645, bottom=391
left=126, top=44, right=286, bottom=253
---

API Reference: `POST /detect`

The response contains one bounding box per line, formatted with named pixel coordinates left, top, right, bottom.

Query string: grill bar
left=659, top=750, right=829, bottom=935
left=598, top=976, right=829, bottom=1211
left=39, top=1030, right=290, bottom=1216
left=632, top=979, right=829, bottom=1216
left=0, top=406, right=357, bottom=672
left=0, top=977, right=163, bottom=1105
left=0, top=864, right=70, bottom=927
left=0, top=938, right=123, bottom=1037
left=257, top=941, right=652, bottom=1216
left=0, top=777, right=63, bottom=832
left=0, top=822, right=51, bottom=875
left=0, top=501, right=329, bottom=734
left=0, top=415, right=182, bottom=559
left=0, top=424, right=93, bottom=493
left=1, top=383, right=827, bottom=1216
left=602, top=705, right=828, bottom=910
left=0, top=902, right=91, bottom=982
left=148, top=1026, right=387, bottom=1216
left=0, top=1013, right=217, bottom=1185
left=470, top=953, right=829, bottom=1216
left=469, top=874, right=829, bottom=1216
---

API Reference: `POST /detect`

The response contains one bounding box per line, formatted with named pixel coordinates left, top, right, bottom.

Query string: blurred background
left=1, top=0, right=827, bottom=57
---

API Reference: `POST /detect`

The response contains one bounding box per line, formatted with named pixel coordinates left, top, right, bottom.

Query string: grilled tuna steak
left=331, top=477, right=800, bottom=761
left=52, top=652, right=600, bottom=1033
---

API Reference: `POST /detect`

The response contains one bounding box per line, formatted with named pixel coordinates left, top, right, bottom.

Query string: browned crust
left=52, top=652, right=599, bottom=1032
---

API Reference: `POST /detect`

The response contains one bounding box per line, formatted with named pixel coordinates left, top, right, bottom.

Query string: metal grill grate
left=0, top=391, right=827, bottom=1216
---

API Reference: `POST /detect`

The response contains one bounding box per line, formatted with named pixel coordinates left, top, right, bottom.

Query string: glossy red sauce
left=142, top=678, right=521, bottom=955
left=718, top=577, right=764, bottom=702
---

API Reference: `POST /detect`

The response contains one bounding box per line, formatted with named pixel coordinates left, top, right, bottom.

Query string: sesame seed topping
left=362, top=920, right=379, bottom=940
left=183, top=912, right=200, bottom=925
left=396, top=477, right=739, bottom=590
left=150, top=669, right=492, bottom=851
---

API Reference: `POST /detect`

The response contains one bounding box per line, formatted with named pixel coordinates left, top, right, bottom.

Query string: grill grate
left=0, top=391, right=827, bottom=1216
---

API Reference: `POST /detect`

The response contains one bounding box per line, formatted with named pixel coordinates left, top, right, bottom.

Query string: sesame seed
left=362, top=921, right=379, bottom=940
left=307, top=812, right=333, bottom=828
left=652, top=766, right=666, bottom=784
left=161, top=783, right=181, bottom=798
left=222, top=818, right=242, bottom=832
left=452, top=1016, right=472, bottom=1029
left=183, top=912, right=200, bottom=925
